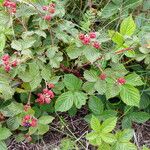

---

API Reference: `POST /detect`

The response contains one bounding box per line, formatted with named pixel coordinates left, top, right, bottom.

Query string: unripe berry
left=4, top=65, right=11, bottom=72
left=45, top=98, right=51, bottom=104
left=31, top=118, right=37, bottom=127
left=117, top=77, right=126, bottom=85
left=82, top=36, right=90, bottom=45
left=42, top=6, right=48, bottom=11
left=43, top=15, right=52, bottom=21
left=89, top=32, right=96, bottom=38
left=93, top=41, right=101, bottom=49
left=2, top=54, right=10, bottom=62
left=24, top=115, right=31, bottom=120
left=49, top=3, right=56, bottom=8
left=79, top=33, right=85, bottom=40
left=11, top=60, right=18, bottom=67
left=99, top=73, right=107, bottom=80
left=48, top=83, right=55, bottom=88
left=24, top=104, right=31, bottom=111
left=49, top=7, right=55, bottom=14
left=26, top=136, right=32, bottom=142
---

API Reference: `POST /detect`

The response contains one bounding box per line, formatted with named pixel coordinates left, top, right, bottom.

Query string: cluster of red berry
left=1, top=54, right=18, bottom=72
left=36, top=84, right=55, bottom=104
left=42, top=3, right=56, bottom=21
left=99, top=74, right=126, bottom=85
left=22, top=115, right=37, bottom=128
left=79, top=32, right=101, bottom=49
left=3, top=0, right=16, bottom=14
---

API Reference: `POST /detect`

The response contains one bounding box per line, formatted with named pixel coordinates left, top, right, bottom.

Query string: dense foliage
left=0, top=0, right=150, bottom=149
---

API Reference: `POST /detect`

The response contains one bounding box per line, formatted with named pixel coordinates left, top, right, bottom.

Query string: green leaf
left=88, top=96, right=104, bottom=115
left=112, top=142, right=137, bottom=150
left=108, top=30, right=124, bottom=46
left=101, top=133, right=116, bottom=143
left=84, top=70, right=99, bottom=82
left=37, top=124, right=49, bottom=135
left=94, top=79, right=107, bottom=95
left=73, top=91, right=87, bottom=109
left=101, top=117, right=117, bottom=133
left=41, top=66, right=51, bottom=81
left=0, top=127, right=12, bottom=140
left=125, top=73, right=144, bottom=86
left=0, top=141, right=7, bottom=150
left=55, top=91, right=74, bottom=112
left=106, top=83, right=121, bottom=99
left=120, top=15, right=136, bottom=36
left=38, top=116, right=54, bottom=125
left=90, top=115, right=101, bottom=131
left=64, top=74, right=82, bottom=91
left=101, top=2, right=119, bottom=18
left=115, top=129, right=134, bottom=142
left=7, top=117, right=20, bottom=131
left=84, top=48, right=100, bottom=63
left=120, top=84, right=140, bottom=107
left=0, top=34, right=6, bottom=52
left=82, top=82, right=95, bottom=94
left=98, top=142, right=111, bottom=150
left=130, top=112, right=150, bottom=123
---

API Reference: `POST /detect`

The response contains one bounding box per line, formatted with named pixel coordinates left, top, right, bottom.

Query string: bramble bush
left=0, top=0, right=150, bottom=149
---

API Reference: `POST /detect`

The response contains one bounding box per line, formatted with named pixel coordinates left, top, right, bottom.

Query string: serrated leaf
left=82, top=82, right=95, bottom=94
left=108, top=30, right=124, bottom=46
left=64, top=74, right=82, bottom=91
left=125, top=73, right=144, bottom=86
left=101, top=117, right=117, bottom=133
left=37, top=124, right=49, bottom=135
left=84, top=70, right=99, bottom=82
left=7, top=117, right=20, bottom=131
left=101, top=133, right=117, bottom=143
left=38, top=116, right=54, bottom=125
left=120, top=15, right=136, bottom=36
left=73, top=91, right=87, bottom=109
left=0, top=34, right=6, bottom=52
left=41, top=67, right=51, bottom=81
left=112, top=142, right=137, bottom=150
left=90, top=115, right=101, bottom=131
left=94, top=79, right=107, bottom=95
left=88, top=96, right=104, bottom=115
left=55, top=91, right=74, bottom=112
left=120, top=84, right=140, bottom=107
left=0, top=141, right=7, bottom=150
left=0, top=127, right=12, bottom=140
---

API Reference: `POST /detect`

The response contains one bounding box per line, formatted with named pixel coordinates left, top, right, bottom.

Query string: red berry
left=2, top=54, right=10, bottom=62
left=89, top=32, right=96, bottom=38
left=10, top=8, right=16, bottom=13
left=31, top=118, right=37, bottom=127
left=79, top=33, right=85, bottom=40
left=42, top=6, right=48, bottom=11
left=43, top=88, right=49, bottom=94
left=49, top=3, right=56, bottom=8
left=82, top=36, right=90, bottom=45
left=10, top=2, right=16, bottom=8
left=24, top=115, right=31, bottom=120
left=43, top=15, right=51, bottom=21
left=49, top=7, right=55, bottom=14
left=48, top=83, right=55, bottom=88
left=4, top=65, right=11, bottom=72
left=117, top=77, right=126, bottom=85
left=11, top=60, right=18, bottom=67
left=99, top=73, right=107, bottom=80
left=47, top=90, right=54, bottom=98
left=93, top=41, right=100, bottom=49
left=45, top=98, right=51, bottom=104
left=3, top=61, right=9, bottom=65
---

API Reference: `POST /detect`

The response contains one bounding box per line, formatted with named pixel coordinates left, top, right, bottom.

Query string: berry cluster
left=79, top=32, right=101, bottom=49
left=36, top=86, right=55, bottom=105
left=42, top=3, right=56, bottom=21
left=3, top=0, right=16, bottom=14
left=1, top=54, right=18, bottom=72
left=22, top=115, right=37, bottom=128
left=117, top=77, right=126, bottom=85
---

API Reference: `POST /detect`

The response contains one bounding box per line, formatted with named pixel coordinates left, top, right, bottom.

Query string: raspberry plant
left=0, top=0, right=149, bottom=149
